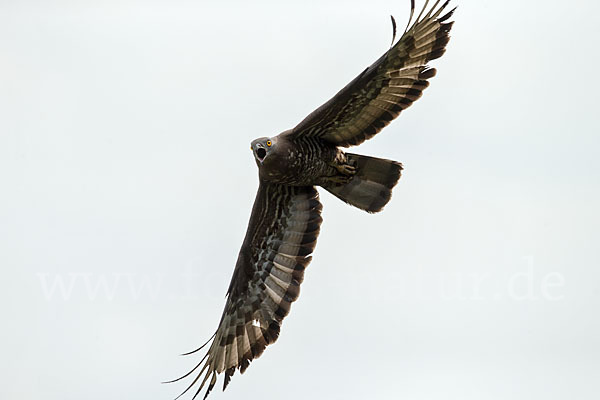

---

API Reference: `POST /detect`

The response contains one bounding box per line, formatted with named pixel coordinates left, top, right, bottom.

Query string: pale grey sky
left=1, top=1, right=599, bottom=399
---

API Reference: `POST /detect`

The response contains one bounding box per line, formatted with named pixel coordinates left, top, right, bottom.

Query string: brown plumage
left=168, top=1, right=455, bottom=398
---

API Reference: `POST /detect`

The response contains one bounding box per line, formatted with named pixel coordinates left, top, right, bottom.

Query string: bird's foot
left=332, top=160, right=357, bottom=176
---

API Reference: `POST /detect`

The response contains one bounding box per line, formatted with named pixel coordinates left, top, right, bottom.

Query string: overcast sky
left=1, top=1, right=599, bottom=399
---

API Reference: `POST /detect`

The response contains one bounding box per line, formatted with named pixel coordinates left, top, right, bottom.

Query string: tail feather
left=323, top=153, right=402, bottom=213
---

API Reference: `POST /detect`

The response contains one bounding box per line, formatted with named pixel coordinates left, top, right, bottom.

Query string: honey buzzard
left=169, top=1, right=455, bottom=398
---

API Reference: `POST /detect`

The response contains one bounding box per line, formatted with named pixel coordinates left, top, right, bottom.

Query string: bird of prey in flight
left=168, top=1, right=455, bottom=398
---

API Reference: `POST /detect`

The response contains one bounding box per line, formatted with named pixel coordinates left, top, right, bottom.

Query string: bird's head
left=250, top=137, right=275, bottom=165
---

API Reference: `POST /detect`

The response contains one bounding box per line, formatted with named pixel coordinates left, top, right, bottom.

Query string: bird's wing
left=287, top=0, right=455, bottom=147
left=171, top=183, right=322, bottom=400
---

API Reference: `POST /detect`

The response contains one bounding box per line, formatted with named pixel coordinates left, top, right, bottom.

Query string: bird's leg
left=329, top=152, right=357, bottom=176
left=333, top=162, right=356, bottom=175
left=324, top=153, right=357, bottom=185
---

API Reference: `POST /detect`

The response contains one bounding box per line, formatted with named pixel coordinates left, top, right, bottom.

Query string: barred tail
left=323, top=153, right=402, bottom=213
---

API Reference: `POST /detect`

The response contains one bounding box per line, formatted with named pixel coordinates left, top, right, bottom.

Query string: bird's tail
left=323, top=153, right=402, bottom=213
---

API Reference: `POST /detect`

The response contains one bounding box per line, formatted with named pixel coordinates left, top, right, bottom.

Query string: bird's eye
left=266, top=140, right=272, bottom=147
left=250, top=146, right=253, bottom=150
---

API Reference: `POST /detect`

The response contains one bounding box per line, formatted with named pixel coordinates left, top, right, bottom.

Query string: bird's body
left=170, top=1, right=456, bottom=398
left=251, top=134, right=342, bottom=187
left=251, top=131, right=403, bottom=213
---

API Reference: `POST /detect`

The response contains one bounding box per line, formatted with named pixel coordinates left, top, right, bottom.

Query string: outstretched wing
left=171, top=183, right=322, bottom=400
left=287, top=0, right=455, bottom=147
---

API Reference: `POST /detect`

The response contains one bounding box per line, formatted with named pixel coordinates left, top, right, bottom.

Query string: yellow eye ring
left=266, top=140, right=272, bottom=147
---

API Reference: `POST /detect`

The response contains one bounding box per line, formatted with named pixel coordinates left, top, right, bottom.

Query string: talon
left=335, top=164, right=356, bottom=175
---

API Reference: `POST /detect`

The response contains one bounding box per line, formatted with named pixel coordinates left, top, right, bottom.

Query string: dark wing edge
left=288, top=0, right=456, bottom=147
left=168, top=183, right=323, bottom=400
